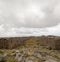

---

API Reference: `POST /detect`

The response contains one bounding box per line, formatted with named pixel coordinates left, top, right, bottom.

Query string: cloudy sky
left=0, top=0, right=60, bottom=37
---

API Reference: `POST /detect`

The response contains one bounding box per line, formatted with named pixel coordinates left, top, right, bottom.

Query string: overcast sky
left=0, top=0, right=60, bottom=37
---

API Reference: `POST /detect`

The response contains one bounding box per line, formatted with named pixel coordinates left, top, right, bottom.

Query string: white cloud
left=53, top=3, right=60, bottom=18
left=0, top=23, right=60, bottom=37
left=0, top=0, right=60, bottom=28
left=47, top=23, right=60, bottom=36
left=0, top=0, right=60, bottom=37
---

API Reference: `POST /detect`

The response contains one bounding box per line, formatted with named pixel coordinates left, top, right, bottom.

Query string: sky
left=0, top=0, right=60, bottom=37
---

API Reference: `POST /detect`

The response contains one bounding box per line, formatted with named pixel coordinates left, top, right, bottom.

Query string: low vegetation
left=0, top=38, right=60, bottom=62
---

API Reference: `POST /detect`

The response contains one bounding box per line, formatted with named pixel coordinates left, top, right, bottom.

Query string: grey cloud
left=0, top=0, right=60, bottom=28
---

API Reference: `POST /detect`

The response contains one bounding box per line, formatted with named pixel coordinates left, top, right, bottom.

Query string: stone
left=0, top=55, right=6, bottom=62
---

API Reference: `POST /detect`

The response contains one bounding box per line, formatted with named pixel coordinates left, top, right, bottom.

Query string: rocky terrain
left=0, top=38, right=60, bottom=62
left=0, top=36, right=60, bottom=62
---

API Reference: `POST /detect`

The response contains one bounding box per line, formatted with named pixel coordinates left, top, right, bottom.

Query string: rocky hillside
left=0, top=36, right=60, bottom=62
left=0, top=39, right=60, bottom=62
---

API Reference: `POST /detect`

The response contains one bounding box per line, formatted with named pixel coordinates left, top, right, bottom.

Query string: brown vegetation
left=0, top=36, right=60, bottom=50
